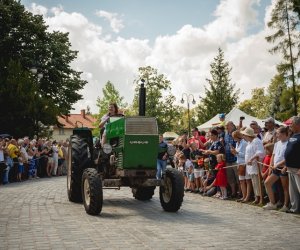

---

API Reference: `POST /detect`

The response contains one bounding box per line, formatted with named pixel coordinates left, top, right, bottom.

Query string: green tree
left=0, top=0, right=86, bottom=137
left=239, top=88, right=270, bottom=119
left=266, top=0, right=300, bottom=115
left=132, top=66, right=181, bottom=133
left=196, top=48, right=239, bottom=123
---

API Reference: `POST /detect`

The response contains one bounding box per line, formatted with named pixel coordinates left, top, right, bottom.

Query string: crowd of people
left=158, top=115, right=300, bottom=214
left=0, top=136, right=69, bottom=185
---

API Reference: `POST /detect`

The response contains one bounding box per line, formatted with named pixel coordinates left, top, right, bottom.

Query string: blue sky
left=21, top=0, right=278, bottom=113
left=22, top=0, right=270, bottom=41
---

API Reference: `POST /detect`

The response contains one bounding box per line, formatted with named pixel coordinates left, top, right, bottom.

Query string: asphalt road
left=0, top=176, right=299, bottom=250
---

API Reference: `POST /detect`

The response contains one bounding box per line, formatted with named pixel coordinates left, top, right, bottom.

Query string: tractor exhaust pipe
left=139, top=79, right=146, bottom=116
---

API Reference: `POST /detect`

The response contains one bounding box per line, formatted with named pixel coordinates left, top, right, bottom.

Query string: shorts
left=18, top=164, right=24, bottom=173
left=48, top=157, right=54, bottom=164
left=194, top=168, right=204, bottom=178
left=188, top=173, right=195, bottom=182
left=272, top=168, right=288, bottom=177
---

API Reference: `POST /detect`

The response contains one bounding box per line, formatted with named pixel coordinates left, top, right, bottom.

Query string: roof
left=57, top=111, right=97, bottom=129
left=198, top=107, right=283, bottom=130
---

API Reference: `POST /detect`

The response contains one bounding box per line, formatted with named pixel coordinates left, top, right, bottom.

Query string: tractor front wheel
left=159, top=168, right=184, bottom=212
left=67, top=135, right=92, bottom=203
left=82, top=168, right=103, bottom=215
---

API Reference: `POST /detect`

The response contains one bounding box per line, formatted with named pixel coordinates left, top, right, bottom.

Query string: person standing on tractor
left=99, top=103, right=121, bottom=146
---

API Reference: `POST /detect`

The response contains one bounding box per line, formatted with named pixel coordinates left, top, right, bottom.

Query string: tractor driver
left=99, top=103, right=122, bottom=146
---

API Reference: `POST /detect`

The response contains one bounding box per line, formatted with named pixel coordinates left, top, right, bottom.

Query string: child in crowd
left=261, top=143, right=274, bottom=181
left=190, top=143, right=202, bottom=192
left=178, top=154, right=194, bottom=191
left=214, top=154, right=228, bottom=199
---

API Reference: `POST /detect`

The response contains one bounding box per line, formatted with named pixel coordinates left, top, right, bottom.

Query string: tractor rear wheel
left=67, top=135, right=92, bottom=203
left=82, top=168, right=103, bottom=215
left=159, top=168, right=184, bottom=212
left=132, top=186, right=156, bottom=200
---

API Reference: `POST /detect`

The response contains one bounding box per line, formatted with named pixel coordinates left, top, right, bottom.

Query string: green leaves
left=0, top=0, right=87, bottom=137
left=196, top=48, right=239, bottom=124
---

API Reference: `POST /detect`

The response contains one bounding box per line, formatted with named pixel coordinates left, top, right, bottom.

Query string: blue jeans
left=156, top=159, right=167, bottom=179
left=3, top=157, right=13, bottom=184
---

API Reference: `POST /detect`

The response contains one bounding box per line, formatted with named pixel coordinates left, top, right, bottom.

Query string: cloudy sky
left=21, top=0, right=279, bottom=114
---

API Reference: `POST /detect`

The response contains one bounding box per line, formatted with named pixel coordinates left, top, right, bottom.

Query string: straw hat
left=240, top=127, right=256, bottom=138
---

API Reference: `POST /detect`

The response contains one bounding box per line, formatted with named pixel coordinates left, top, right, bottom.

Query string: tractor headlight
left=103, top=143, right=112, bottom=154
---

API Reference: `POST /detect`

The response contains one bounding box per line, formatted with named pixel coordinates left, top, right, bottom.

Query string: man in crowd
left=224, top=121, right=238, bottom=197
left=263, top=117, right=277, bottom=145
left=284, top=116, right=300, bottom=214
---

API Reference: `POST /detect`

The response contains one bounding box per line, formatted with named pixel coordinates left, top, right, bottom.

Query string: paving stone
left=0, top=176, right=300, bottom=249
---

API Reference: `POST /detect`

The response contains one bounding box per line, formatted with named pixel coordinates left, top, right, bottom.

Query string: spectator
left=224, top=121, right=238, bottom=198
left=7, top=139, right=20, bottom=182
left=0, top=138, right=6, bottom=185
left=190, top=142, right=202, bottom=193
left=213, top=154, right=228, bottom=199
left=218, top=113, right=226, bottom=127
left=284, top=116, right=300, bottom=214
left=202, top=129, right=224, bottom=169
left=178, top=153, right=194, bottom=191
left=261, top=143, right=274, bottom=181
left=52, top=141, right=59, bottom=176
left=241, top=127, right=265, bottom=204
left=264, top=126, right=289, bottom=211
left=250, top=121, right=263, bottom=140
left=263, top=117, right=277, bottom=145
left=157, top=134, right=168, bottom=180
left=231, top=130, right=248, bottom=202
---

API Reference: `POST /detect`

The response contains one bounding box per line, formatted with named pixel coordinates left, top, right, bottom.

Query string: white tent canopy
left=197, top=107, right=283, bottom=130
left=163, top=131, right=179, bottom=139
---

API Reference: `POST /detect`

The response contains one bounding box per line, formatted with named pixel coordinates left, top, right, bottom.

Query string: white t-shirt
left=245, top=137, right=265, bottom=175
left=273, top=140, right=288, bottom=166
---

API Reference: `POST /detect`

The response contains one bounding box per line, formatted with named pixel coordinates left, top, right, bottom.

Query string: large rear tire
left=132, top=186, right=156, bottom=200
left=82, top=168, right=103, bottom=215
left=67, top=135, right=92, bottom=203
left=159, top=168, right=184, bottom=212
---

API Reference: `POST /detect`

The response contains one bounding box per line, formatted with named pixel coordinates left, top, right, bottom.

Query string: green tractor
left=67, top=116, right=184, bottom=215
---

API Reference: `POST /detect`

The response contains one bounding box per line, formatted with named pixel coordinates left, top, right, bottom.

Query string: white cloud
left=26, top=1, right=279, bottom=115
left=96, top=10, right=124, bottom=33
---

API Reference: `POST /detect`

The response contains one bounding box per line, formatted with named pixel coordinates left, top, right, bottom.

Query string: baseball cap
left=219, top=113, right=225, bottom=119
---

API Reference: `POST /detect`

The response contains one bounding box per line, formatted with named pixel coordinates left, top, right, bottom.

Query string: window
left=59, top=128, right=65, bottom=135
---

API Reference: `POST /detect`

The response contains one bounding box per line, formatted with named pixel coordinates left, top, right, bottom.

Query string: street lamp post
left=181, top=93, right=196, bottom=138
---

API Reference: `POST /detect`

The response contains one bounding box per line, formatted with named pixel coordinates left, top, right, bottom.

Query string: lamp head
left=180, top=98, right=184, bottom=104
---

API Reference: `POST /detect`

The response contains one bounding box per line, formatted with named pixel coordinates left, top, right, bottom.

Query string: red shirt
left=262, top=155, right=271, bottom=174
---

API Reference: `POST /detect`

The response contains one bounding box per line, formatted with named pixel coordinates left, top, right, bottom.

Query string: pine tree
left=266, top=0, right=300, bottom=116
left=196, top=48, right=239, bottom=123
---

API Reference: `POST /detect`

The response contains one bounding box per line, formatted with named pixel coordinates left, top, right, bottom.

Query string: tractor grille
left=125, top=117, right=158, bottom=135
left=117, top=137, right=124, bottom=167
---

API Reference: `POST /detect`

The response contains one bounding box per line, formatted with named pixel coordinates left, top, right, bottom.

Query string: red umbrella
left=284, top=117, right=292, bottom=125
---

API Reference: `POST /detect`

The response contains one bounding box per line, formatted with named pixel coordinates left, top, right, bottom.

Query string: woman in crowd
left=264, top=126, right=290, bottom=211
left=231, top=130, right=248, bottom=202
left=241, top=127, right=265, bottom=204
